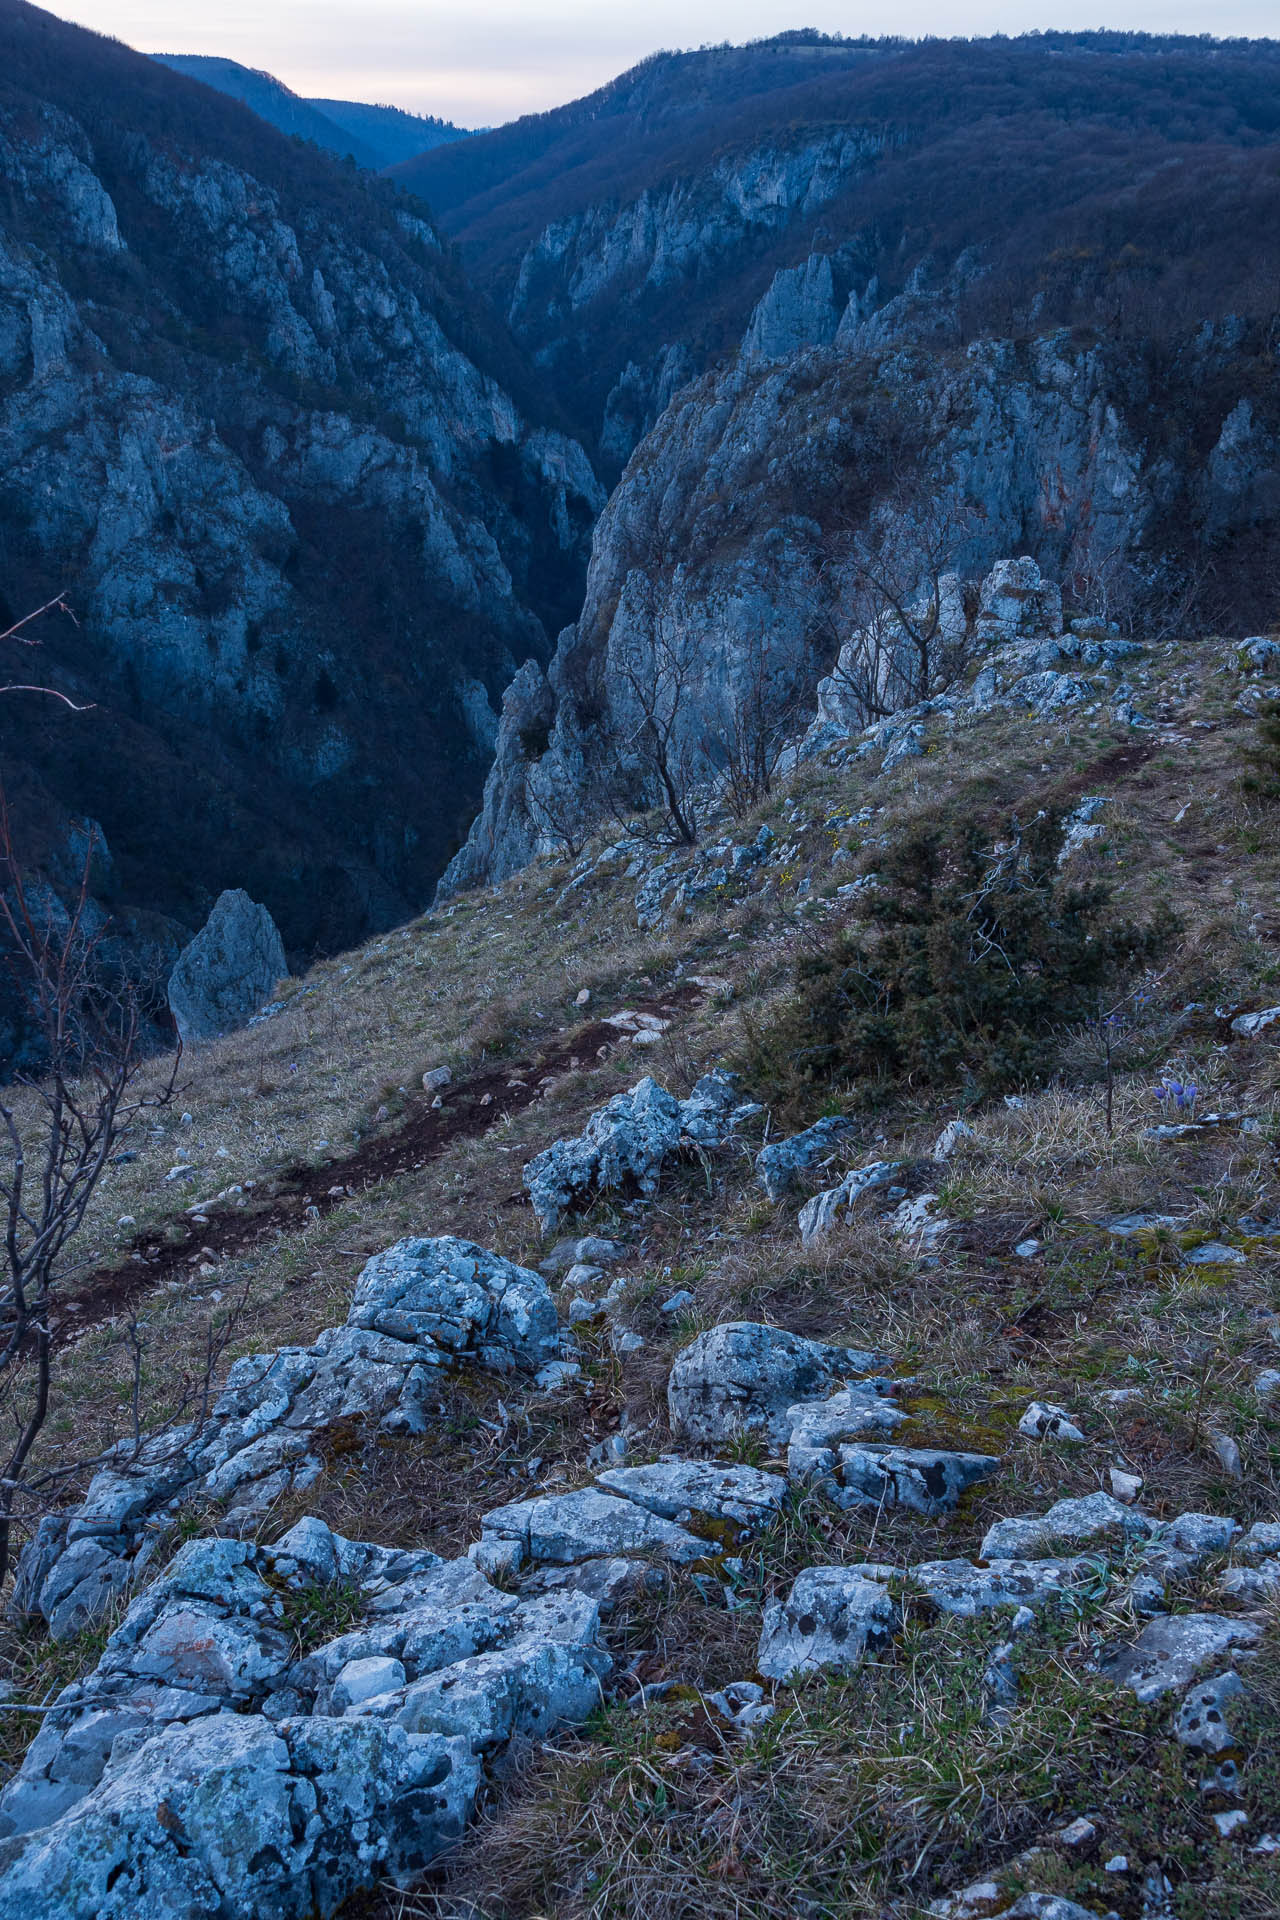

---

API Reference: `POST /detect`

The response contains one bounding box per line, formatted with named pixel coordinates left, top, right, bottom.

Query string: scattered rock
left=910, top=1557, right=1098, bottom=1617
left=1109, top=1468, right=1144, bottom=1503
left=757, top=1566, right=898, bottom=1682
left=421, top=1066, right=452, bottom=1093
left=981, top=1493, right=1155, bottom=1561
left=1230, top=1004, right=1280, bottom=1038
left=1174, top=1670, right=1248, bottom=1754
left=820, top=1444, right=1000, bottom=1515
left=478, top=1487, right=707, bottom=1572
left=932, top=1118, right=977, bottom=1160
left=167, top=889, right=287, bottom=1046
left=667, top=1321, right=889, bottom=1447
left=797, top=1160, right=903, bottom=1243
left=596, top=1460, right=785, bottom=1532
left=1099, top=1613, right=1263, bottom=1702
left=524, top=1074, right=758, bottom=1232
left=755, top=1115, right=855, bottom=1202
left=1018, top=1402, right=1086, bottom=1444
left=1185, top=1242, right=1246, bottom=1267
left=14, top=1239, right=562, bottom=1639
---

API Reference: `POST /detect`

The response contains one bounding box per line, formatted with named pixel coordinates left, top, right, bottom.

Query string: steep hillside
left=151, top=55, right=384, bottom=168
left=445, top=323, right=1280, bottom=895
left=0, top=1, right=600, bottom=1014
left=153, top=56, right=471, bottom=170
left=308, top=97, right=469, bottom=168
left=1, top=605, right=1277, bottom=1918
left=398, top=31, right=1280, bottom=466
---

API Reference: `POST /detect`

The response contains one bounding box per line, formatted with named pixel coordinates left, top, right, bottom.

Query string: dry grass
left=4, top=630, right=1280, bottom=1914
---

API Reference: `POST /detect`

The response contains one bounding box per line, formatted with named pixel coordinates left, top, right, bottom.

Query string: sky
left=47, top=0, right=1280, bottom=125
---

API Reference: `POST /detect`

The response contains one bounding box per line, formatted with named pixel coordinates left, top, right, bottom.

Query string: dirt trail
left=60, top=986, right=704, bottom=1340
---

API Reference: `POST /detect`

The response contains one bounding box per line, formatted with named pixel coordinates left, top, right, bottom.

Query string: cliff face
left=0, top=3, right=602, bottom=977
left=443, top=324, right=1280, bottom=894
left=406, top=32, right=1280, bottom=469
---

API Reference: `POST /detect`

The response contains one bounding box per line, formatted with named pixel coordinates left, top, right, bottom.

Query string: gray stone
left=1174, top=1670, right=1247, bottom=1754
left=1230, top=1004, right=1280, bottom=1038
left=479, top=1488, right=706, bottom=1570
left=0, top=1713, right=479, bottom=1920
left=910, top=1557, right=1098, bottom=1616
left=1018, top=1402, right=1086, bottom=1444
left=754, top=1116, right=854, bottom=1202
left=797, top=1160, right=903, bottom=1244
left=1003, top=1897, right=1110, bottom=1920
left=981, top=1492, right=1156, bottom=1561
left=932, top=1119, right=977, bottom=1160
left=757, top=1566, right=898, bottom=1681
left=540, top=1236, right=626, bottom=1274
left=1239, top=1520, right=1280, bottom=1560
left=785, top=1383, right=908, bottom=1482
left=1100, top=1613, right=1263, bottom=1703
left=523, top=1075, right=756, bottom=1234
left=595, top=1461, right=785, bottom=1532
left=667, top=1321, right=890, bottom=1447
left=825, top=1445, right=1000, bottom=1515
left=167, top=889, right=287, bottom=1045
left=349, top=1236, right=559, bottom=1371
left=15, top=1238, right=561, bottom=1639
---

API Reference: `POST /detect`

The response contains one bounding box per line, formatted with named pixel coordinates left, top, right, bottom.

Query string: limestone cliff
left=0, top=3, right=601, bottom=986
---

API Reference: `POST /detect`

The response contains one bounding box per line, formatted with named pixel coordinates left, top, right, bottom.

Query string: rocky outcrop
left=12, top=1238, right=561, bottom=1640
left=445, top=328, right=1278, bottom=896
left=667, top=1322, right=892, bottom=1448
left=522, top=1071, right=761, bottom=1233
left=0, top=1517, right=607, bottom=1915
left=166, top=889, right=286, bottom=1044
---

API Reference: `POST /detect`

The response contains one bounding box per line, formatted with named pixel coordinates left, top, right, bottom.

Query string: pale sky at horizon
left=43, top=0, right=1280, bottom=126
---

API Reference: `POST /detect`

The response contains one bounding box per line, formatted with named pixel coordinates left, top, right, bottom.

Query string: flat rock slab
left=910, top=1557, right=1098, bottom=1616
left=830, top=1445, right=1000, bottom=1515
left=1099, top=1613, right=1263, bottom=1703
left=758, top=1566, right=898, bottom=1682
left=981, top=1492, right=1156, bottom=1561
left=595, top=1461, right=785, bottom=1532
left=479, top=1488, right=707, bottom=1569
left=668, top=1320, right=891, bottom=1447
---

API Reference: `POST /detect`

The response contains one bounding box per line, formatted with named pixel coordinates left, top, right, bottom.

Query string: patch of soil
left=56, top=985, right=705, bottom=1341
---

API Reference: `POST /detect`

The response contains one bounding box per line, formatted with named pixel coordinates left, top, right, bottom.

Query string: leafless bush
left=0, top=804, right=192, bottom=1585
left=820, top=491, right=981, bottom=725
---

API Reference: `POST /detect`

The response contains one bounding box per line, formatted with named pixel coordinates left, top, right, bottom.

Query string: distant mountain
left=309, top=97, right=468, bottom=168
left=396, top=30, right=1280, bottom=468
left=152, top=54, right=382, bottom=168
left=152, top=54, right=470, bottom=170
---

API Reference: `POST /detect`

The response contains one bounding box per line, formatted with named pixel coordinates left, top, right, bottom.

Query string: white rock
left=1109, top=1468, right=1144, bottom=1503
left=1018, top=1402, right=1086, bottom=1444
left=981, top=1492, right=1155, bottom=1561
left=1230, top=1005, right=1280, bottom=1038
left=1099, top=1612, right=1263, bottom=1702
left=932, top=1119, right=977, bottom=1161
left=757, top=1567, right=898, bottom=1681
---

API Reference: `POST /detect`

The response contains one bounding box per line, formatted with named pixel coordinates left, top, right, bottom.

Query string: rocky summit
left=1, top=14, right=1279, bottom=1920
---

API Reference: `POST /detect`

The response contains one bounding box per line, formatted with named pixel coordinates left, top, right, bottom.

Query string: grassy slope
left=3, top=625, right=1279, bottom=1917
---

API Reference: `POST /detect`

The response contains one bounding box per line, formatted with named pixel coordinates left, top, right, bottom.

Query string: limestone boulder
left=167, top=889, right=286, bottom=1045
